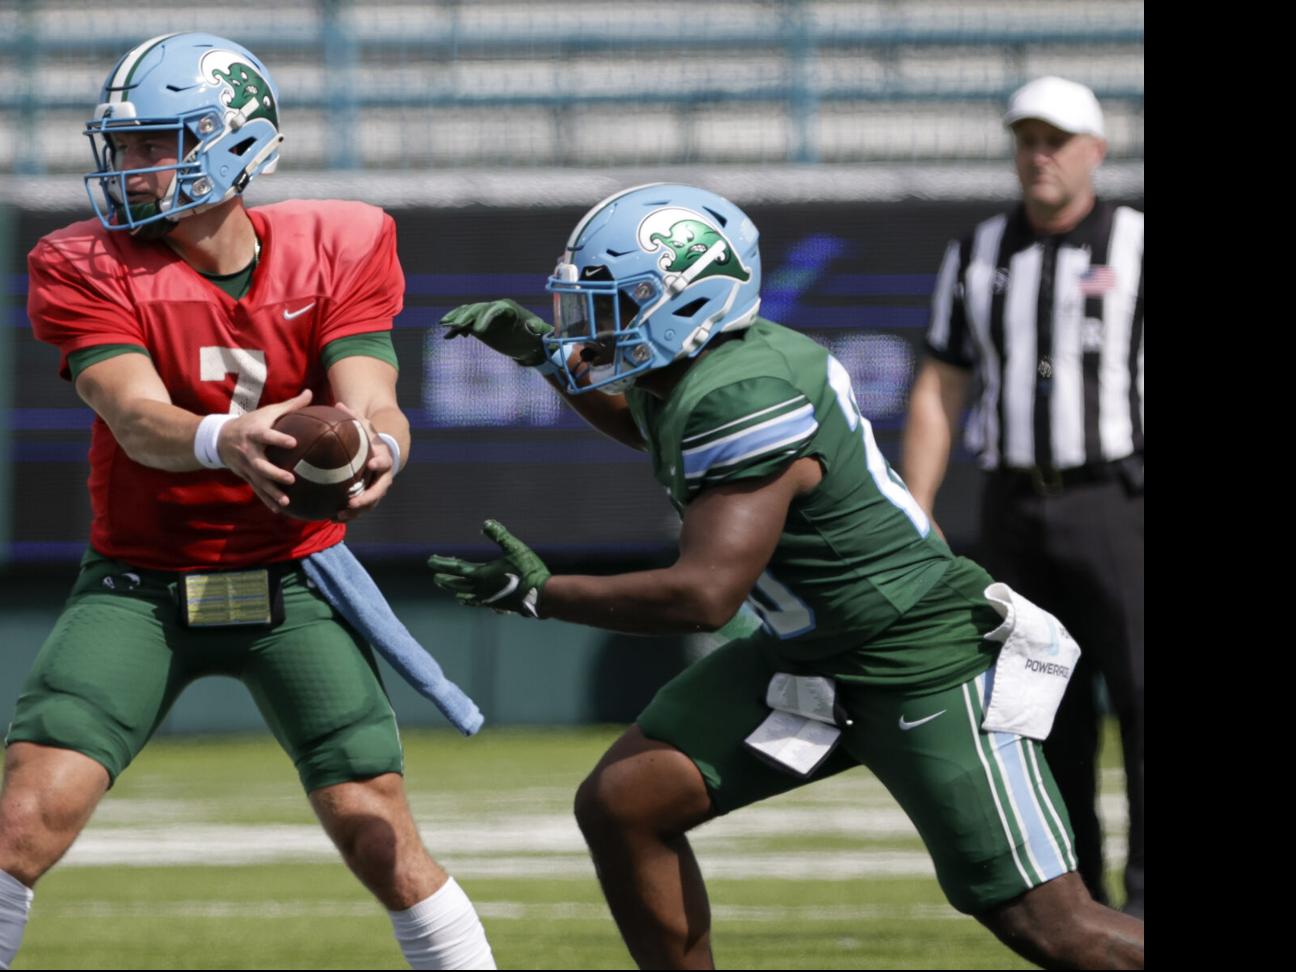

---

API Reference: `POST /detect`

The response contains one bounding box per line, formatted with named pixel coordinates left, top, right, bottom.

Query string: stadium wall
left=6, top=197, right=1141, bottom=563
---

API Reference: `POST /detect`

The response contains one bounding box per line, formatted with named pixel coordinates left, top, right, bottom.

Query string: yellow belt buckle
left=182, top=569, right=273, bottom=627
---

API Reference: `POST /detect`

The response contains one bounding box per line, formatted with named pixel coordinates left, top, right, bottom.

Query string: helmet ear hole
left=673, top=298, right=708, bottom=318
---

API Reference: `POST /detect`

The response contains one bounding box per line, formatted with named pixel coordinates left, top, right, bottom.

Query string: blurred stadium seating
left=1, top=0, right=1143, bottom=205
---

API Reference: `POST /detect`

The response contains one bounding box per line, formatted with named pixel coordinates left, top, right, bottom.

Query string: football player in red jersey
left=0, top=33, right=494, bottom=969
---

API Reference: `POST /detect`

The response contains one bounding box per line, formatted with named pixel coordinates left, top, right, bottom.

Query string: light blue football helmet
left=544, top=183, right=762, bottom=395
left=84, top=32, right=283, bottom=232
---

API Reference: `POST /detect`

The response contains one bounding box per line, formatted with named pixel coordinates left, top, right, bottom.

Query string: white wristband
left=376, top=432, right=402, bottom=475
left=194, top=413, right=235, bottom=469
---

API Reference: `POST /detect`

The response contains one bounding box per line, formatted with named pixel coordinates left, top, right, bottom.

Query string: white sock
left=0, top=869, right=33, bottom=970
left=389, top=877, right=496, bottom=970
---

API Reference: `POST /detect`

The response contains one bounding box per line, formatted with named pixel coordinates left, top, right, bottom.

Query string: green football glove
left=440, top=299, right=553, bottom=368
left=428, top=519, right=552, bottom=618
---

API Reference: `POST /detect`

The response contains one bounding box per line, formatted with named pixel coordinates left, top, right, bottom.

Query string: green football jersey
left=626, top=318, right=995, bottom=690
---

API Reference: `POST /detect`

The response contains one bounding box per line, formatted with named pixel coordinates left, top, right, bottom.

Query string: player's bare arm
left=430, top=456, right=822, bottom=635
left=547, top=379, right=645, bottom=451
left=900, top=357, right=971, bottom=516
left=548, top=457, right=822, bottom=632
left=74, top=352, right=311, bottom=511
left=327, top=354, right=409, bottom=521
left=441, top=298, right=645, bottom=450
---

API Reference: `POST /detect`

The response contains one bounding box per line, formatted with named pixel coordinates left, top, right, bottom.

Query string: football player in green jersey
left=431, top=185, right=1144, bottom=970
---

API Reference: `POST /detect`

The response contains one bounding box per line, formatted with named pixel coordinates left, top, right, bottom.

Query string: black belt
left=108, top=559, right=306, bottom=586
left=83, top=551, right=307, bottom=596
left=995, top=455, right=1143, bottom=497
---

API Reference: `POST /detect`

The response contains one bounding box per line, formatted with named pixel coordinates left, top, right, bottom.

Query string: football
left=265, top=405, right=371, bottom=521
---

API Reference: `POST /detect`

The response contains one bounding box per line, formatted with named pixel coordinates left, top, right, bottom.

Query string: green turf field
left=14, top=724, right=1128, bottom=970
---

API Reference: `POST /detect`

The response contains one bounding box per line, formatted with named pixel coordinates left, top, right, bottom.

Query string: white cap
left=1003, top=76, right=1105, bottom=138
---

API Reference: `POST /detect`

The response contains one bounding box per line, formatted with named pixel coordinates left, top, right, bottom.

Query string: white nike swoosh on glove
left=481, top=573, right=520, bottom=605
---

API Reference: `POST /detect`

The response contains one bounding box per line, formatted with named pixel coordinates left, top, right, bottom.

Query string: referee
left=901, top=76, right=1144, bottom=918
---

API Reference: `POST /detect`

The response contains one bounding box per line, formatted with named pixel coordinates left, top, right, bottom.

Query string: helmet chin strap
left=109, top=188, right=181, bottom=237
left=122, top=191, right=193, bottom=237
left=593, top=372, right=638, bottom=396
left=634, top=239, right=731, bottom=326
left=680, top=279, right=752, bottom=355
left=662, top=239, right=728, bottom=295
left=635, top=238, right=742, bottom=359
left=230, top=134, right=284, bottom=192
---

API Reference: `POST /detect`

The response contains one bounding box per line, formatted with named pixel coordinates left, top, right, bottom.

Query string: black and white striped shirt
left=925, top=200, right=1144, bottom=471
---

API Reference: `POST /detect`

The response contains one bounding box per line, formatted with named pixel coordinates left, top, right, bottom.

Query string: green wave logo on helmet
left=638, top=209, right=752, bottom=286
left=200, top=50, right=278, bottom=128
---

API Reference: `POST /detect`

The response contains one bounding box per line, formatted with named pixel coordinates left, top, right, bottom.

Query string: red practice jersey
left=27, top=200, right=404, bottom=570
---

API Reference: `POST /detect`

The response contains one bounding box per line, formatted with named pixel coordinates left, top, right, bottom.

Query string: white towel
left=980, top=583, right=1081, bottom=740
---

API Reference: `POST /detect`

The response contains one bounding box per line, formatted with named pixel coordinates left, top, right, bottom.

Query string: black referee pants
left=976, top=467, right=1144, bottom=914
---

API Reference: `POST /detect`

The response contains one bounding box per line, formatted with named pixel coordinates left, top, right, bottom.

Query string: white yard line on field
left=68, top=775, right=1128, bottom=875
left=44, top=899, right=966, bottom=922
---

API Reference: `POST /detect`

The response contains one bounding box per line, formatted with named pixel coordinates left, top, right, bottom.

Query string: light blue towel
left=304, top=542, right=484, bottom=736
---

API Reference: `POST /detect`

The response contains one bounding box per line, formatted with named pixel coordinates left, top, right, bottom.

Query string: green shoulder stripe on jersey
left=681, top=378, right=816, bottom=486
left=320, top=332, right=398, bottom=371
left=68, top=344, right=150, bottom=381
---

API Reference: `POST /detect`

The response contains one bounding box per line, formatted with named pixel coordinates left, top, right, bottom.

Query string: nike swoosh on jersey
left=898, top=710, right=947, bottom=731
left=283, top=302, right=316, bottom=320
